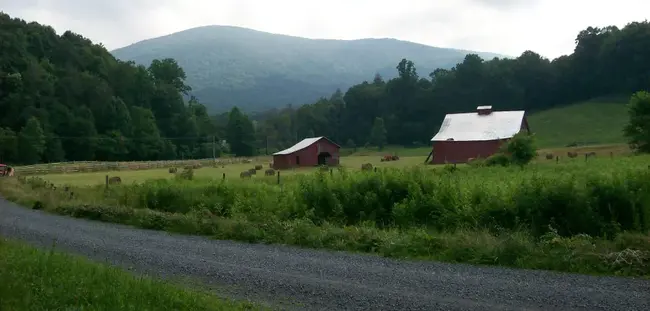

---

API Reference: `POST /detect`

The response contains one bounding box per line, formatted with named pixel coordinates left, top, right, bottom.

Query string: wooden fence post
left=277, top=171, right=281, bottom=184
left=222, top=173, right=226, bottom=181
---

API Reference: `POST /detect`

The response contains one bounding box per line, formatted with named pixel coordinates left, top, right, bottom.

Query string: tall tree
left=226, top=107, right=256, bottom=156
left=0, top=128, right=17, bottom=163
left=370, top=117, right=387, bottom=150
left=624, top=91, right=650, bottom=153
left=18, top=117, right=46, bottom=164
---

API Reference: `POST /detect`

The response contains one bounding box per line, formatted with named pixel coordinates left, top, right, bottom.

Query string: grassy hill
left=111, top=26, right=506, bottom=112
left=527, top=97, right=630, bottom=148
left=338, top=97, right=631, bottom=158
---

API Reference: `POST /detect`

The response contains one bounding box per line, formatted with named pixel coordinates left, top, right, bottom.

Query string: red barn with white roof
left=429, top=106, right=530, bottom=164
left=272, top=136, right=340, bottom=170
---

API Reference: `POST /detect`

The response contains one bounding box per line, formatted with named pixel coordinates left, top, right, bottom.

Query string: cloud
left=2, top=0, right=648, bottom=59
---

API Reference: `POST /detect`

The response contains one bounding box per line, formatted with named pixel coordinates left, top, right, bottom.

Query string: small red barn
left=272, top=136, right=340, bottom=170
left=429, top=106, right=530, bottom=164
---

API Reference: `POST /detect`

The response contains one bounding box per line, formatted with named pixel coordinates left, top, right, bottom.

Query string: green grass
left=0, top=238, right=263, bottom=311
left=528, top=97, right=629, bottom=148
left=3, top=154, right=650, bottom=277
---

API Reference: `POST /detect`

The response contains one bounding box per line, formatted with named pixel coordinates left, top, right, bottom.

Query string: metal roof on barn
left=430, top=108, right=526, bottom=142
left=273, top=136, right=339, bottom=155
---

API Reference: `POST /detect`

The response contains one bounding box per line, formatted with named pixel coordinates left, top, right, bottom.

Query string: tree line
left=1, top=12, right=649, bottom=164
left=253, top=21, right=650, bottom=152
left=0, top=13, right=261, bottom=164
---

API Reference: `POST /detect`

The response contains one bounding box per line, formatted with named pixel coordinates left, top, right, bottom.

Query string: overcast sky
left=2, top=0, right=648, bottom=59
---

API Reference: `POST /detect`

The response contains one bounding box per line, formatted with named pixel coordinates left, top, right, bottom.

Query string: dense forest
left=1, top=12, right=649, bottom=163
left=0, top=12, right=240, bottom=164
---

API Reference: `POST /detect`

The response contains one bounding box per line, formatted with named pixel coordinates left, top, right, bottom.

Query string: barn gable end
left=272, top=136, right=340, bottom=170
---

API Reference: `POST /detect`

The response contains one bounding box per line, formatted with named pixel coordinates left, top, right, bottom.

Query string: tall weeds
left=80, top=156, right=650, bottom=239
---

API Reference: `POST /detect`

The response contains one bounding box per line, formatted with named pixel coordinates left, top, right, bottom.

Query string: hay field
left=38, top=154, right=426, bottom=186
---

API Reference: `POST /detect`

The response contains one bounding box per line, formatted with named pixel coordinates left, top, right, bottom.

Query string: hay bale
left=108, top=176, right=121, bottom=184
left=248, top=168, right=257, bottom=175
left=391, top=155, right=400, bottom=161
left=545, top=153, right=554, bottom=160
left=178, top=168, right=194, bottom=180
left=361, top=163, right=373, bottom=171
left=265, top=168, right=275, bottom=176
left=240, top=171, right=252, bottom=178
left=168, top=167, right=178, bottom=173
left=255, top=164, right=263, bottom=170
left=567, top=151, right=578, bottom=158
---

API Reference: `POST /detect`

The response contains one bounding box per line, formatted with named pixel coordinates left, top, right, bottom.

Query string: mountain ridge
left=111, top=25, right=508, bottom=112
left=114, top=25, right=506, bottom=57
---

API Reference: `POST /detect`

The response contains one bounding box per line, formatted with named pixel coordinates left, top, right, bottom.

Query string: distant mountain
left=111, top=26, right=507, bottom=112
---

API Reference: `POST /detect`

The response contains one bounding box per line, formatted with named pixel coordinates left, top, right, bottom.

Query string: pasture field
left=33, top=143, right=632, bottom=187
left=526, top=97, right=629, bottom=148
left=0, top=238, right=262, bottom=311
left=2, top=151, right=649, bottom=277
left=37, top=153, right=426, bottom=186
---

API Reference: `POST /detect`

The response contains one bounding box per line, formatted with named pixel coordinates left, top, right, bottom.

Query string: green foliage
left=624, top=91, right=650, bottom=153
left=503, top=133, right=537, bottom=166
left=484, top=153, right=511, bottom=167
left=369, top=117, right=387, bottom=150
left=0, top=127, right=17, bottom=162
left=226, top=107, right=256, bottom=156
left=0, top=13, right=224, bottom=164
left=0, top=239, right=261, bottom=311
left=18, top=117, right=46, bottom=164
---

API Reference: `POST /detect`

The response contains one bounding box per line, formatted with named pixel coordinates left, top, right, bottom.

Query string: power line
left=12, top=135, right=221, bottom=141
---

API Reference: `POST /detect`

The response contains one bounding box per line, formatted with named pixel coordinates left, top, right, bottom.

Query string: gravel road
left=1, top=199, right=649, bottom=311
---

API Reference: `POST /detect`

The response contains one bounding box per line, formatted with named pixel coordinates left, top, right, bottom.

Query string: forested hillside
left=0, top=13, right=229, bottom=164
left=2, top=11, right=650, bottom=164
left=111, top=25, right=504, bottom=112
left=254, top=22, right=650, bottom=152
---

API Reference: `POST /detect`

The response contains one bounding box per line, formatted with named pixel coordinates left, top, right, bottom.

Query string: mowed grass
left=0, top=238, right=262, bottom=311
left=528, top=97, right=629, bottom=148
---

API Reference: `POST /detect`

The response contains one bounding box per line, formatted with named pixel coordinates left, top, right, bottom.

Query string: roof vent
left=477, top=105, right=492, bottom=115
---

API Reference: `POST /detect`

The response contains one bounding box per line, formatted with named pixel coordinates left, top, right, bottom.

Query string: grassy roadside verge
left=0, top=238, right=264, bottom=311
left=1, top=176, right=649, bottom=279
